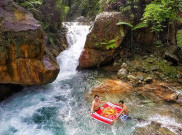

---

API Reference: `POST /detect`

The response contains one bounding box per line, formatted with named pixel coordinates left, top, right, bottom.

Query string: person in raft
left=91, top=95, right=106, bottom=114
left=111, top=100, right=129, bottom=124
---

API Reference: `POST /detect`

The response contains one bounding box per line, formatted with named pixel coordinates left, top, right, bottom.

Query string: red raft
left=91, top=102, right=122, bottom=125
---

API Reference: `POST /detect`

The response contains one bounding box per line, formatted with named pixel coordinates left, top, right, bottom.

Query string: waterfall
left=57, top=22, right=90, bottom=79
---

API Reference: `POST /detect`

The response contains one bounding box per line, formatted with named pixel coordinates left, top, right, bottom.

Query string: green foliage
left=106, top=39, right=116, bottom=49
left=117, top=21, right=133, bottom=28
left=15, top=0, right=69, bottom=47
left=133, top=22, right=149, bottom=30
left=177, top=29, right=182, bottom=49
left=49, top=36, right=54, bottom=45
left=95, top=39, right=116, bottom=50
left=158, top=59, right=178, bottom=78
left=119, top=0, right=140, bottom=22
left=155, top=40, right=163, bottom=47
left=142, top=0, right=182, bottom=32
left=117, top=21, right=149, bottom=31
left=142, top=57, right=179, bottom=79
left=67, top=0, right=100, bottom=18
left=15, top=0, right=43, bottom=8
left=20, top=1, right=34, bottom=8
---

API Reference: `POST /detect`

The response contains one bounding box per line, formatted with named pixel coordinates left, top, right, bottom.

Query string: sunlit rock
left=134, top=121, right=176, bottom=135
left=79, top=12, right=129, bottom=68
left=0, top=0, right=59, bottom=85
left=90, top=79, right=132, bottom=96
left=136, top=80, right=178, bottom=102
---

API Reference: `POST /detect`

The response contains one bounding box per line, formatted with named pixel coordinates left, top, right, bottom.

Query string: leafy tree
left=142, top=0, right=182, bottom=32
left=66, top=0, right=100, bottom=19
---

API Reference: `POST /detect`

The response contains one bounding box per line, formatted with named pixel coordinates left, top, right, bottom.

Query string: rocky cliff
left=0, top=0, right=59, bottom=85
left=79, top=12, right=129, bottom=68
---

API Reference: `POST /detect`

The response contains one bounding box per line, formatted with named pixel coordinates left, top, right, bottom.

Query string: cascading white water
left=57, top=22, right=90, bottom=79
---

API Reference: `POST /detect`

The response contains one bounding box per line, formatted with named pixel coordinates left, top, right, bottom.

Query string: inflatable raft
left=91, top=102, right=122, bottom=125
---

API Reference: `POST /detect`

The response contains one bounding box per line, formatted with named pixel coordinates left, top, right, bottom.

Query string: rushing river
left=0, top=22, right=181, bottom=135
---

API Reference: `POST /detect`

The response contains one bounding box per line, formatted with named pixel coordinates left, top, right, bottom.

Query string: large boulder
left=0, top=0, right=59, bottom=85
left=164, top=51, right=179, bottom=65
left=90, top=79, right=132, bottom=96
left=136, top=80, right=178, bottom=102
left=79, top=12, right=129, bottom=68
left=134, top=122, right=176, bottom=135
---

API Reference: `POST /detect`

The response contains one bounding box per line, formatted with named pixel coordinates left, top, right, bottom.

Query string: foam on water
left=57, top=22, right=90, bottom=79
left=149, top=114, right=182, bottom=134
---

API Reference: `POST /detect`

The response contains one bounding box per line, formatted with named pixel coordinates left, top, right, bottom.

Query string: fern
left=49, top=36, right=54, bottom=45
left=108, top=39, right=115, bottom=44
left=106, top=43, right=115, bottom=49
left=117, top=21, right=133, bottom=28
left=106, top=39, right=116, bottom=49
left=177, top=29, right=182, bottom=49
left=133, top=22, right=149, bottom=30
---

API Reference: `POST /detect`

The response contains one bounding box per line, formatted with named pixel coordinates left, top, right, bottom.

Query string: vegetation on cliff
left=14, top=0, right=68, bottom=56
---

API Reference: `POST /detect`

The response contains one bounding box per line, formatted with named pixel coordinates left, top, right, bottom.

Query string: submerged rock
left=136, top=81, right=178, bottom=102
left=90, top=79, right=132, bottom=96
left=79, top=12, right=129, bottom=68
left=134, top=122, right=175, bottom=135
left=0, top=0, right=59, bottom=85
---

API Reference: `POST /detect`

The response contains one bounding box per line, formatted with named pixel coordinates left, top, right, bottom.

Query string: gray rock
left=178, top=79, right=182, bottom=83
left=151, top=65, right=159, bottom=71
left=176, top=74, right=182, bottom=79
left=127, top=75, right=138, bottom=82
left=126, top=60, right=133, bottom=66
left=150, top=54, right=155, bottom=58
left=117, top=68, right=128, bottom=78
left=121, top=63, right=128, bottom=68
left=76, top=16, right=87, bottom=22
left=143, top=55, right=148, bottom=59
left=144, top=77, right=153, bottom=84
left=137, top=76, right=144, bottom=81
left=164, top=51, right=179, bottom=65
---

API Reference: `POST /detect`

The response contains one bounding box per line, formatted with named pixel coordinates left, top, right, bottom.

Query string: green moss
left=92, top=34, right=96, bottom=40
left=177, top=29, right=182, bottom=49
left=133, top=22, right=149, bottom=30
left=141, top=57, right=180, bottom=79
left=157, top=60, right=179, bottom=78
left=128, top=55, right=181, bottom=79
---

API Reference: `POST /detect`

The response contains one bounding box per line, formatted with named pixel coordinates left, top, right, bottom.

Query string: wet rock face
left=134, top=122, right=176, bottom=135
left=164, top=51, right=179, bottom=65
left=0, top=84, right=23, bottom=101
left=136, top=81, right=178, bottom=102
left=90, top=79, right=132, bottom=96
left=76, top=16, right=87, bottom=22
left=0, top=0, right=59, bottom=85
left=79, top=12, right=129, bottom=68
